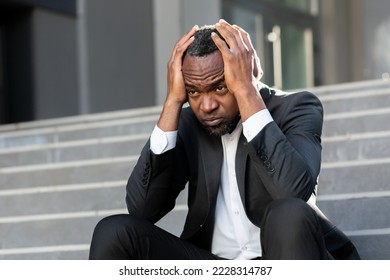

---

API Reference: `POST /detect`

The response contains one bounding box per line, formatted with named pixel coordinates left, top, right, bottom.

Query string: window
left=223, top=0, right=319, bottom=90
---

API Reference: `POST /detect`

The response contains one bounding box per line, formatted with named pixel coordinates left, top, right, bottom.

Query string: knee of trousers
left=92, top=214, right=145, bottom=241
left=261, top=198, right=319, bottom=238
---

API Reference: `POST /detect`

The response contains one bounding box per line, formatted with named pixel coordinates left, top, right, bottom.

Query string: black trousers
left=89, top=198, right=330, bottom=260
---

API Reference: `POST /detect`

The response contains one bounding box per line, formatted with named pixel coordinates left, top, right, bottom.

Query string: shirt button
left=234, top=210, right=239, bottom=215
left=241, top=245, right=248, bottom=251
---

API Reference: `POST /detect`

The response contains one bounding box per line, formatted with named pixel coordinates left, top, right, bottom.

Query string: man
left=89, top=19, right=360, bottom=260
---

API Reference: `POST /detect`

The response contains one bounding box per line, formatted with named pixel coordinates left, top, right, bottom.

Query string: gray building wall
left=32, top=9, right=79, bottom=119
left=319, top=0, right=390, bottom=85
left=3, top=0, right=155, bottom=122
left=363, top=0, right=390, bottom=80
left=85, top=0, right=155, bottom=113
left=319, top=0, right=361, bottom=84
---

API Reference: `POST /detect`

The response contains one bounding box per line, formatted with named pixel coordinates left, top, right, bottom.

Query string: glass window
left=264, top=0, right=319, bottom=15
left=222, top=0, right=318, bottom=90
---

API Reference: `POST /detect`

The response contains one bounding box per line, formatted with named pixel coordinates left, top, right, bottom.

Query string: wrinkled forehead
left=182, top=51, right=224, bottom=86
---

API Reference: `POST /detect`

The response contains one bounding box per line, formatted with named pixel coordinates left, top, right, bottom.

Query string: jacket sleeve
left=125, top=138, right=189, bottom=223
left=246, top=91, right=323, bottom=201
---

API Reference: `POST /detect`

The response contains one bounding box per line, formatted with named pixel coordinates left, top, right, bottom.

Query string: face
left=182, top=51, right=240, bottom=136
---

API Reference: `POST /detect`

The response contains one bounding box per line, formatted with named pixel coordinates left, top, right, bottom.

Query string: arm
left=126, top=26, right=198, bottom=222
left=158, top=25, right=198, bottom=131
left=247, top=91, right=323, bottom=201
left=126, top=140, right=188, bottom=223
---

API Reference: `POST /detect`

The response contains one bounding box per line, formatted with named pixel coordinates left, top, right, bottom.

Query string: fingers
left=233, top=24, right=255, bottom=52
left=211, top=31, right=230, bottom=54
left=177, top=25, right=199, bottom=49
left=232, top=24, right=262, bottom=79
left=215, top=19, right=262, bottom=80
left=170, top=25, right=198, bottom=63
left=214, top=19, right=249, bottom=52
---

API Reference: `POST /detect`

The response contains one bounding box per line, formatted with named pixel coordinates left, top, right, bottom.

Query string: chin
left=201, top=115, right=240, bottom=136
left=204, top=124, right=229, bottom=136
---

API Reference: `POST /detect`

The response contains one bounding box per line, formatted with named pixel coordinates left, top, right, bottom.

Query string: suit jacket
left=126, top=86, right=360, bottom=260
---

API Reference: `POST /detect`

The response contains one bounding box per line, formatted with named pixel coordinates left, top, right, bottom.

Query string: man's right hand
left=157, top=25, right=198, bottom=132
left=167, top=25, right=198, bottom=106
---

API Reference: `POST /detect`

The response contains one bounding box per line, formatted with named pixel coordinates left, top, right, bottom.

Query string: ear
left=253, top=55, right=263, bottom=80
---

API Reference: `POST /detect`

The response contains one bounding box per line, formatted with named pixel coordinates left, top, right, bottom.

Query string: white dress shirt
left=150, top=109, right=274, bottom=259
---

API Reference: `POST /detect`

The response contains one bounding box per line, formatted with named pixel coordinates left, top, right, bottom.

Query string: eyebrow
left=185, top=78, right=226, bottom=92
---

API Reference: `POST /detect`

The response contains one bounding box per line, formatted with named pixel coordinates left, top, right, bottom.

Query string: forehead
left=182, top=51, right=224, bottom=86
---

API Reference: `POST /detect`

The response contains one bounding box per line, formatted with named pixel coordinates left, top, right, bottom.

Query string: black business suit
left=92, top=86, right=360, bottom=259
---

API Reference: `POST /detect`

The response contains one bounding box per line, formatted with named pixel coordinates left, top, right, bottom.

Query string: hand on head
left=166, top=25, right=199, bottom=106
left=211, top=19, right=262, bottom=96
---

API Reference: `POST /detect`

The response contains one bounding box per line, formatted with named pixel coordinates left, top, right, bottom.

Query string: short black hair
left=186, top=25, right=226, bottom=57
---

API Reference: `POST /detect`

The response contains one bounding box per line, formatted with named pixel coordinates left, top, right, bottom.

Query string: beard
left=202, top=114, right=240, bottom=136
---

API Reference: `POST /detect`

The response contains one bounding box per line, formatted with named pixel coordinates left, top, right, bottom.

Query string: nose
left=200, top=93, right=218, bottom=113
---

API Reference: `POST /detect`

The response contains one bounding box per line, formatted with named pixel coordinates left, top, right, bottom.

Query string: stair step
left=0, top=216, right=101, bottom=255
left=318, top=158, right=390, bottom=195
left=0, top=157, right=136, bottom=189
left=320, top=88, right=390, bottom=114
left=0, top=181, right=188, bottom=217
left=0, top=245, right=90, bottom=260
left=317, top=196, right=390, bottom=231
left=0, top=185, right=126, bottom=218
left=0, top=106, right=162, bottom=133
left=323, top=108, right=390, bottom=136
left=0, top=115, right=158, bottom=149
left=322, top=131, right=390, bottom=162
left=0, top=205, right=187, bottom=260
left=0, top=135, right=148, bottom=167
left=310, top=79, right=390, bottom=96
left=349, top=233, right=390, bottom=260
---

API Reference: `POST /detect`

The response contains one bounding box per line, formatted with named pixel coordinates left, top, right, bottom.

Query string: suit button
left=267, top=166, right=275, bottom=173
left=258, top=149, right=268, bottom=160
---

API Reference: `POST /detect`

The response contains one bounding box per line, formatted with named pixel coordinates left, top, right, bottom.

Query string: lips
left=203, top=118, right=223, bottom=127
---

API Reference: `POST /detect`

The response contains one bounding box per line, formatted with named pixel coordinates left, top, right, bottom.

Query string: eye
left=215, top=85, right=227, bottom=92
left=187, top=89, right=199, bottom=96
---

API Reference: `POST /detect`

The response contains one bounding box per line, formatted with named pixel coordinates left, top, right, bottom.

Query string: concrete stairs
left=0, top=108, right=162, bottom=259
left=312, top=79, right=390, bottom=260
left=0, top=79, right=389, bottom=259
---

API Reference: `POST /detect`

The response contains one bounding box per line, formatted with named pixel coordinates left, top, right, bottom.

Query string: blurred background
left=1, top=0, right=389, bottom=124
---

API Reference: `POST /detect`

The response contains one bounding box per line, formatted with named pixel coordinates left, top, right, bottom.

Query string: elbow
left=277, top=169, right=316, bottom=201
left=295, top=170, right=317, bottom=201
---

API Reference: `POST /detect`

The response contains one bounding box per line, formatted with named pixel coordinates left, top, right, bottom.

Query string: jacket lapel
left=236, top=133, right=248, bottom=205
left=259, top=84, right=273, bottom=103
left=199, top=132, right=223, bottom=207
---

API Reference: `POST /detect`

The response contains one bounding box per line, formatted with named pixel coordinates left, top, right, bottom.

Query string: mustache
left=200, top=114, right=240, bottom=136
